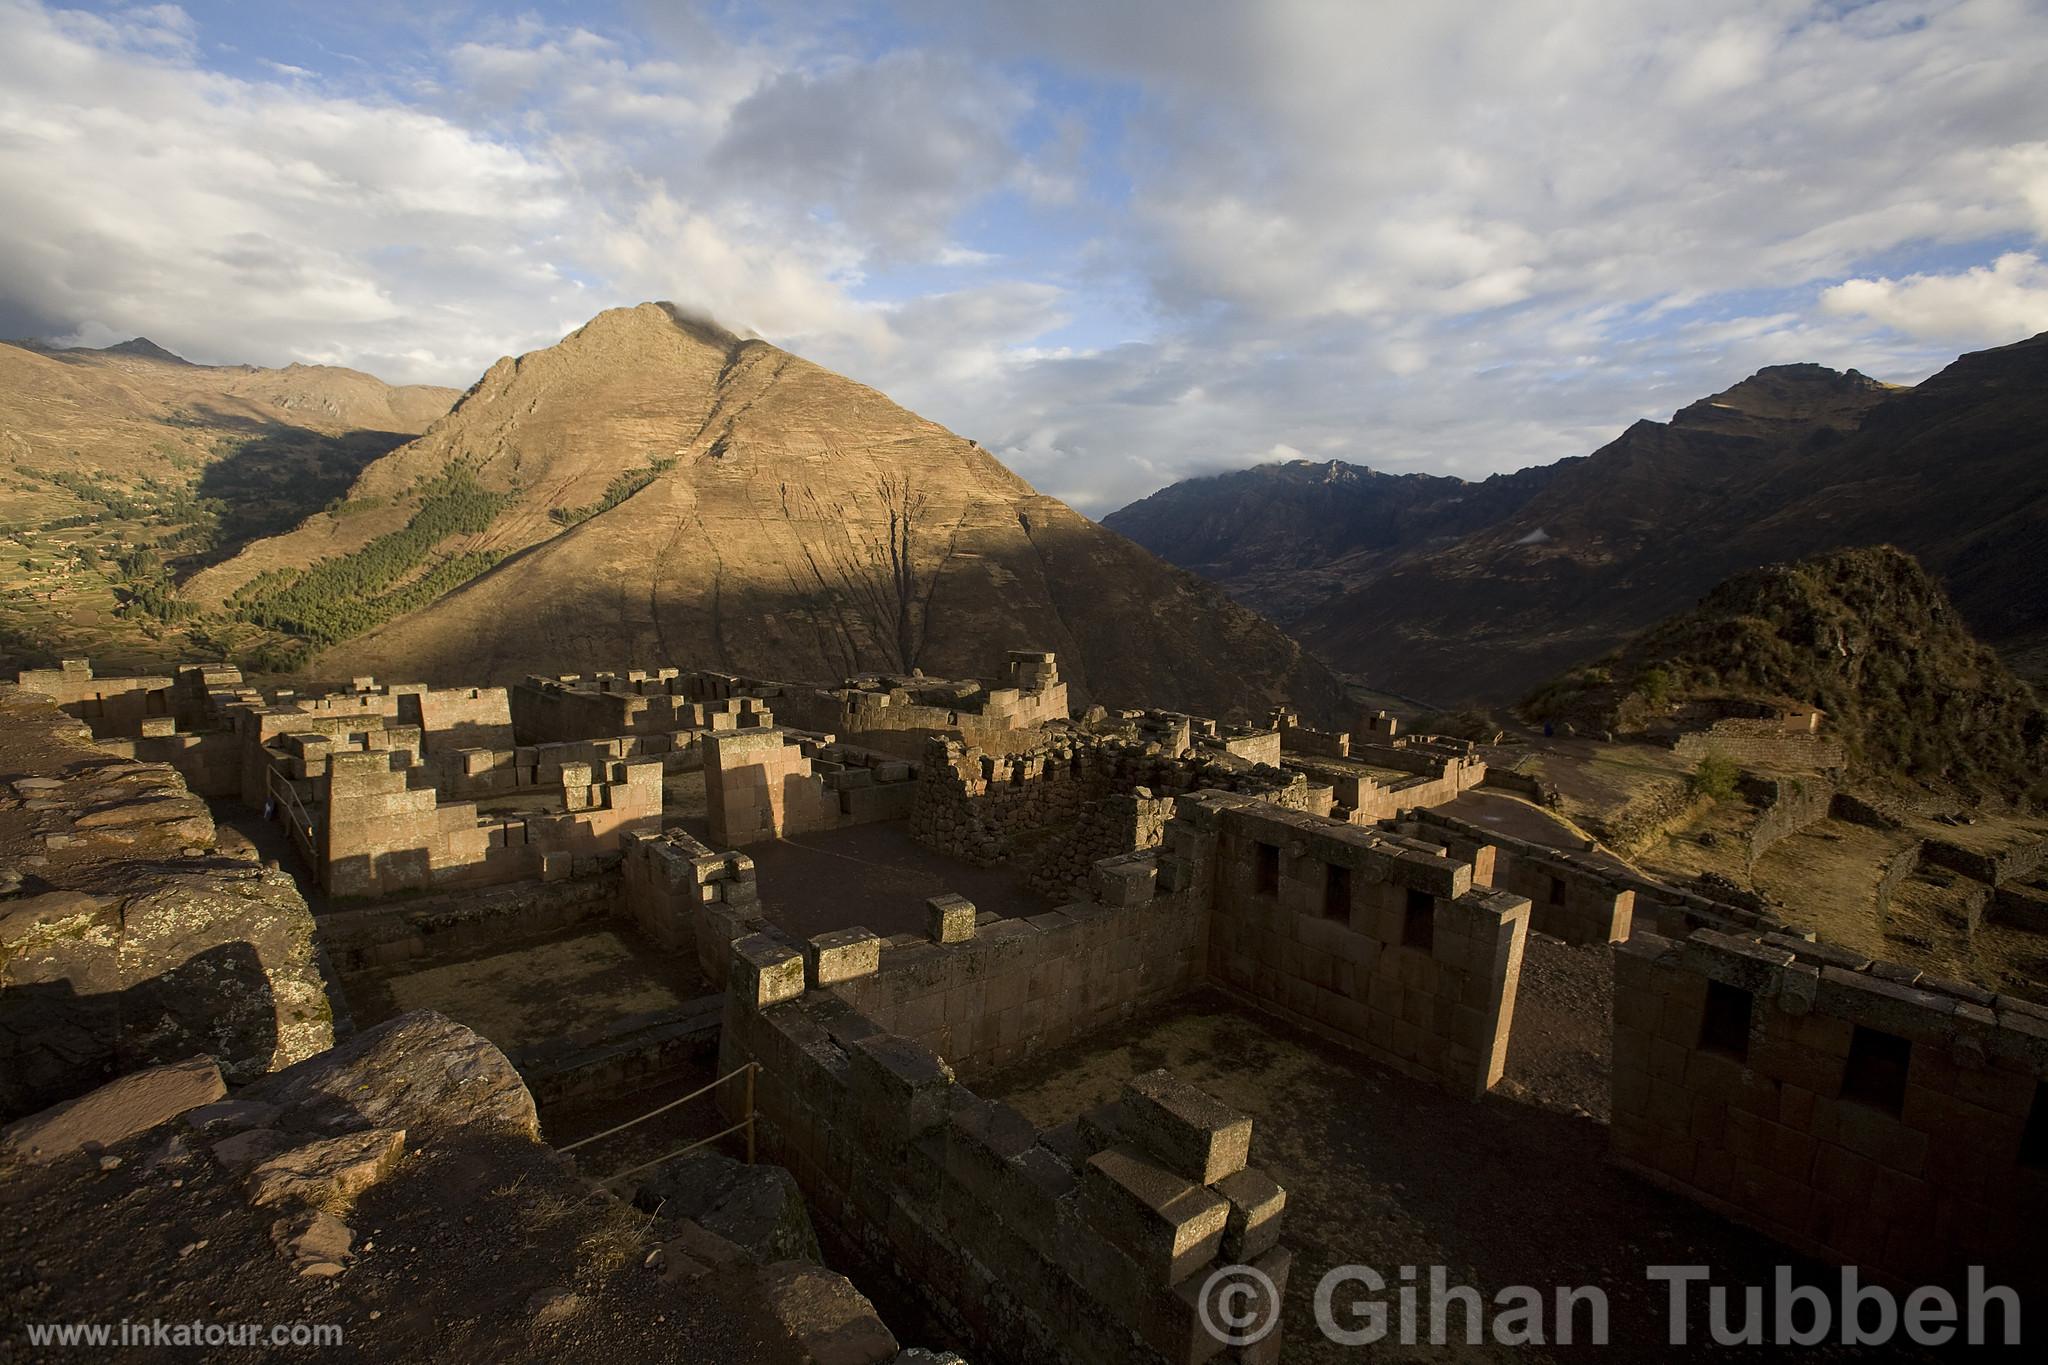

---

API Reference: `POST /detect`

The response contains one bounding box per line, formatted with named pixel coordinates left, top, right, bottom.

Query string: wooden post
left=743, top=1063, right=756, bottom=1165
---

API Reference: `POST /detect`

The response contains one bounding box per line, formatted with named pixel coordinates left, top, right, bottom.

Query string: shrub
left=1690, top=751, right=1741, bottom=803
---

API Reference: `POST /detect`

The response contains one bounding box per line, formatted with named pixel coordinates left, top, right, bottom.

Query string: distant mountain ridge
left=1107, top=338, right=2048, bottom=704
left=1102, top=456, right=1560, bottom=624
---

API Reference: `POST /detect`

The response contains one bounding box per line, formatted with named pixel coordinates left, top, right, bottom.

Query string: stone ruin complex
left=5, top=646, right=2044, bottom=1361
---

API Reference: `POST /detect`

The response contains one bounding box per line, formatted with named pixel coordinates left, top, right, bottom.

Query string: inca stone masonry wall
left=1401, top=808, right=1636, bottom=945
left=718, top=941, right=1292, bottom=1365
left=703, top=727, right=917, bottom=847
left=1202, top=796, right=1531, bottom=1098
left=1612, top=928, right=2048, bottom=1290
left=321, top=749, right=662, bottom=898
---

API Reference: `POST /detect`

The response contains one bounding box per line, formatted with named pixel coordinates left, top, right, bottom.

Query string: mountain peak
left=1671, top=362, right=1891, bottom=434
left=99, top=337, right=192, bottom=364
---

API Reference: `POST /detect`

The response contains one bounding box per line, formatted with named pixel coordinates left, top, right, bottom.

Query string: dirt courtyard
left=984, top=955, right=1933, bottom=1362
left=342, top=921, right=711, bottom=1056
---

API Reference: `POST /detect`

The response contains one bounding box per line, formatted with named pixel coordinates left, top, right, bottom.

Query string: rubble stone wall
left=1674, top=722, right=1848, bottom=772
left=910, top=733, right=1325, bottom=869
left=1612, top=928, right=2048, bottom=1289
left=1741, top=773, right=1840, bottom=875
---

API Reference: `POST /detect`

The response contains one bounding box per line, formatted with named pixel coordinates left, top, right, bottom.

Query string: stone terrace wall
left=1674, top=721, right=1847, bottom=773
left=718, top=951, right=1292, bottom=1365
left=1612, top=928, right=2048, bottom=1290
left=1923, top=836, right=2048, bottom=889
left=1404, top=808, right=1635, bottom=945
left=1872, top=842, right=1924, bottom=933
left=1200, top=796, right=1531, bottom=1098
left=1740, top=773, right=1839, bottom=876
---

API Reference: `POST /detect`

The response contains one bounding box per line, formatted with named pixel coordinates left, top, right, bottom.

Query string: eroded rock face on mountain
left=192, top=303, right=1344, bottom=723
left=0, top=684, right=332, bottom=1119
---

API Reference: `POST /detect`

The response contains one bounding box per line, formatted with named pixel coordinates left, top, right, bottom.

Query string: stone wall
left=830, top=876, right=1208, bottom=1081
left=1200, top=796, right=1531, bottom=1098
left=1612, top=928, right=2048, bottom=1289
left=316, top=877, right=618, bottom=976
left=1025, top=792, right=1177, bottom=900
left=1674, top=722, right=1847, bottom=772
left=1740, top=773, right=1839, bottom=876
left=1402, top=808, right=1635, bottom=945
left=718, top=947, right=1292, bottom=1365
left=620, top=829, right=767, bottom=986
left=440, top=730, right=703, bottom=801
left=703, top=728, right=916, bottom=847
left=320, top=750, right=662, bottom=899
left=1924, top=836, right=2048, bottom=889
left=16, top=659, right=174, bottom=737
left=1272, top=707, right=1351, bottom=759
left=1872, top=842, right=1924, bottom=933
left=512, top=671, right=770, bottom=743
left=910, top=732, right=1326, bottom=869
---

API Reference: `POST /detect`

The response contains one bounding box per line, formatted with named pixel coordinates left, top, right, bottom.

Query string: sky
left=2, top=1, right=2046, bottom=515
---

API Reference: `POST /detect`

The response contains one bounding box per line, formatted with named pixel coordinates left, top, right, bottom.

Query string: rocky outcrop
left=636, top=1152, right=822, bottom=1264
left=0, top=685, right=331, bottom=1119
left=241, top=1007, right=540, bottom=1144
left=0, top=1055, right=224, bottom=1163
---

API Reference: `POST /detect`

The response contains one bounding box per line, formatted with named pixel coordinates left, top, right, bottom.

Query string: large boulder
left=242, top=1009, right=540, bottom=1144
left=0, top=1055, right=224, bottom=1164
left=635, top=1152, right=822, bottom=1264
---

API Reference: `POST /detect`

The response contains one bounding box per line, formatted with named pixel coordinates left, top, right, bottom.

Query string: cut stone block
left=926, top=893, right=977, bottom=944
left=805, top=928, right=882, bottom=988
left=1081, top=1145, right=1229, bottom=1286
left=1120, top=1068, right=1253, bottom=1186
left=1214, top=1167, right=1286, bottom=1261
left=731, top=934, right=806, bottom=1009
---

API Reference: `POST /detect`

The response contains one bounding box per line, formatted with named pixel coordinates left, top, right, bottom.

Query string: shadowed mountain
left=1102, top=457, right=1559, bottom=624
left=196, top=303, right=1344, bottom=721
left=1114, top=336, right=2048, bottom=705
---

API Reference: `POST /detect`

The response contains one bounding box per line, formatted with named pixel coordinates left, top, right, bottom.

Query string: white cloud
left=2, top=0, right=2045, bottom=520
left=1821, top=252, right=2048, bottom=341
